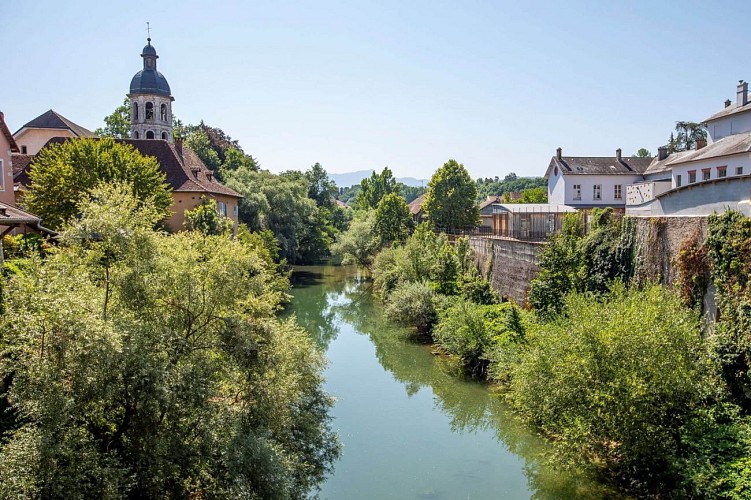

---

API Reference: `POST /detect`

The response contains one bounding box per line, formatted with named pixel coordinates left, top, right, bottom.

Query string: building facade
left=128, top=38, right=174, bottom=142
left=12, top=110, right=94, bottom=155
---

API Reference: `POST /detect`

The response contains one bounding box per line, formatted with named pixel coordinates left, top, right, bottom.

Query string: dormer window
left=160, top=104, right=167, bottom=122
left=145, top=102, right=154, bottom=120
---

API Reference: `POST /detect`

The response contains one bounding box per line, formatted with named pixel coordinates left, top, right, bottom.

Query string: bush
left=508, top=285, right=707, bottom=492
left=384, top=281, right=437, bottom=334
left=460, top=273, right=499, bottom=305
left=433, top=301, right=523, bottom=379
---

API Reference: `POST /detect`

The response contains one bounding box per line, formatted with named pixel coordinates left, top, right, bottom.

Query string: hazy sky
left=1, top=0, right=747, bottom=180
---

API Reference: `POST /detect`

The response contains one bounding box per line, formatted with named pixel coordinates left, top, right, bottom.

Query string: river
left=287, top=265, right=607, bottom=500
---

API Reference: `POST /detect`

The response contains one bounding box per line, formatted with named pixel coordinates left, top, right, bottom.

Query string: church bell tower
left=128, top=37, right=174, bottom=142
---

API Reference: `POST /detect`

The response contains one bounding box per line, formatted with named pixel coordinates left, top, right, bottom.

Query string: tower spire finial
left=147, top=21, right=151, bottom=44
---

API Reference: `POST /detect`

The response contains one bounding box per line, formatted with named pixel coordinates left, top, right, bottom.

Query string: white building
left=545, top=147, right=651, bottom=211
left=626, top=80, right=751, bottom=216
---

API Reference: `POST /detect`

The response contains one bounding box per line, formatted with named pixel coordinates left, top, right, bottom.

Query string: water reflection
left=289, top=265, right=611, bottom=499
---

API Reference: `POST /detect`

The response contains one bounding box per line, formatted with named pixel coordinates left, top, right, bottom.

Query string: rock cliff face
left=470, top=216, right=711, bottom=308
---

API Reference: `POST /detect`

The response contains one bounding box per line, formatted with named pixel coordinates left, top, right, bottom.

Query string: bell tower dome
left=128, top=38, right=174, bottom=142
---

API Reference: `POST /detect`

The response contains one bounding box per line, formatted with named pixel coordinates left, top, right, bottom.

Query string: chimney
left=556, top=147, right=562, bottom=160
left=696, top=138, right=707, bottom=150
left=738, top=80, right=748, bottom=107
left=658, top=146, right=668, bottom=161
left=725, top=99, right=732, bottom=108
left=616, top=148, right=622, bottom=161
left=175, top=137, right=183, bottom=159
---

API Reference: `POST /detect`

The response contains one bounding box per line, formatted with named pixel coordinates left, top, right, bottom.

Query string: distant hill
left=329, top=170, right=428, bottom=188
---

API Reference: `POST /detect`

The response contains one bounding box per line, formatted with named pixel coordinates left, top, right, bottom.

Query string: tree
left=330, top=211, right=380, bottom=268
left=24, top=137, right=172, bottom=230
left=356, top=167, right=397, bottom=210
left=633, top=148, right=652, bottom=158
left=374, top=192, right=413, bottom=245
left=183, top=197, right=234, bottom=235
left=94, top=98, right=130, bottom=138
left=0, top=188, right=340, bottom=497
left=304, top=162, right=337, bottom=209
left=669, top=121, right=708, bottom=152
left=423, top=159, right=479, bottom=232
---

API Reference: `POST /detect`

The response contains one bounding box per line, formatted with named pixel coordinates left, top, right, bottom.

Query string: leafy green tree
left=374, top=192, right=413, bottom=245
left=423, top=159, right=479, bottom=232
left=185, top=128, right=222, bottom=172
left=384, top=280, right=437, bottom=334
left=506, top=186, right=547, bottom=204
left=0, top=188, right=339, bottom=497
left=183, top=197, right=234, bottom=235
left=24, top=137, right=172, bottom=230
left=634, top=148, right=652, bottom=158
left=305, top=162, right=337, bottom=209
left=669, top=121, right=708, bottom=152
left=94, top=98, right=130, bottom=138
left=331, top=211, right=380, bottom=268
left=356, top=167, right=398, bottom=210
left=509, top=285, right=707, bottom=491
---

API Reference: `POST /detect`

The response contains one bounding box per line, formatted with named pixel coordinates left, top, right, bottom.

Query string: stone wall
left=468, top=237, right=544, bottom=305
left=469, top=216, right=710, bottom=307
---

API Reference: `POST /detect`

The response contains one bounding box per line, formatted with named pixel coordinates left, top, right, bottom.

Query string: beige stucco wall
left=0, top=135, right=15, bottom=206
left=166, top=192, right=239, bottom=232
left=13, top=128, right=76, bottom=155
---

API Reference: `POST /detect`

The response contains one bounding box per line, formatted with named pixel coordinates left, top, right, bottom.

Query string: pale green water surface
left=287, top=265, right=606, bottom=500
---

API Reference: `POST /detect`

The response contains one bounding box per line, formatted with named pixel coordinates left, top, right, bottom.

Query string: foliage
left=0, top=188, right=339, bottom=498
left=433, top=301, right=522, bottom=378
left=706, top=211, right=751, bottom=409
left=305, top=162, right=337, bottom=209
left=675, top=230, right=711, bottom=309
left=24, top=137, right=172, bottom=230
left=374, top=193, right=413, bottom=245
left=2, top=233, right=48, bottom=261
left=94, top=98, right=130, bottom=138
left=460, top=272, right=499, bottom=305
left=384, top=281, right=437, bottom=334
left=475, top=175, right=546, bottom=201
left=372, top=223, right=459, bottom=299
left=633, top=148, right=652, bottom=158
left=183, top=197, right=234, bottom=235
left=508, top=285, right=706, bottom=492
left=355, top=167, right=398, bottom=210
left=668, top=121, right=708, bottom=153
left=330, top=211, right=380, bottom=268
left=423, top=159, right=479, bottom=232
left=225, top=167, right=331, bottom=264
left=504, top=186, right=547, bottom=204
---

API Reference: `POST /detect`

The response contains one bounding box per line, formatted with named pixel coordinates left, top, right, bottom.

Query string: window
left=146, top=131, right=154, bottom=139
left=688, top=170, right=697, bottom=183
left=161, top=132, right=167, bottom=140
left=593, top=184, right=601, bottom=200
left=614, top=184, right=622, bottom=199
left=160, top=103, right=167, bottom=122
left=133, top=102, right=139, bottom=120
left=676, top=174, right=682, bottom=187
left=145, top=102, right=154, bottom=120
left=21, top=145, right=27, bottom=154
left=573, top=184, right=581, bottom=200
left=737, top=166, right=744, bottom=175
left=233, top=205, right=238, bottom=217
left=718, top=166, right=727, bottom=178
left=702, top=168, right=711, bottom=181
left=134, top=131, right=139, bottom=139
left=218, top=201, right=227, bottom=217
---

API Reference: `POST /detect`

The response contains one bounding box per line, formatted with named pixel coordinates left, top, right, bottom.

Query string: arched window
left=160, top=103, right=167, bottom=122
left=132, top=102, right=139, bottom=120
left=146, top=131, right=154, bottom=139
left=161, top=132, right=167, bottom=140
left=145, top=102, right=154, bottom=120
left=134, top=131, right=140, bottom=139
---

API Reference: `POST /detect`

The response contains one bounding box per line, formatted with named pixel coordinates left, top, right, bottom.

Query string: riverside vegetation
left=0, top=136, right=344, bottom=497
left=333, top=164, right=751, bottom=497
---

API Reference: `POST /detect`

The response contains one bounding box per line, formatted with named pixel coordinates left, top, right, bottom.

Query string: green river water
left=287, top=265, right=606, bottom=500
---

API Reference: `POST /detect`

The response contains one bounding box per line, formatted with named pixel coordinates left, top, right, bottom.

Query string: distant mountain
left=329, top=170, right=428, bottom=188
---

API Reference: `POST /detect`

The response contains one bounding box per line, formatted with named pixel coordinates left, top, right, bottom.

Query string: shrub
left=508, top=285, right=707, bottom=491
left=384, top=281, right=437, bottom=334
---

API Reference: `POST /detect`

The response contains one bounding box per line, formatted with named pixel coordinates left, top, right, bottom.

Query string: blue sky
left=1, top=0, right=747, bottom=180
